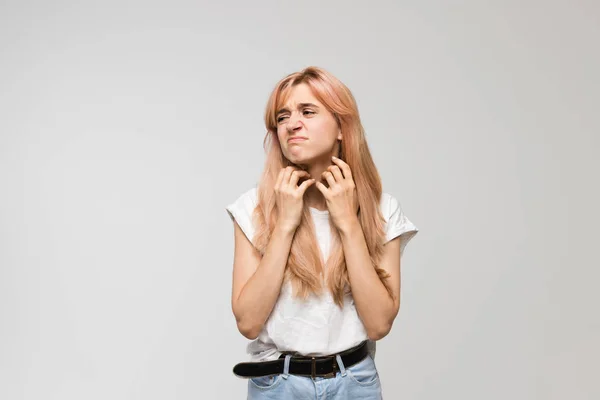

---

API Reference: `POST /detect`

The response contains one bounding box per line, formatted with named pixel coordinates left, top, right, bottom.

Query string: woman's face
left=276, top=83, right=342, bottom=167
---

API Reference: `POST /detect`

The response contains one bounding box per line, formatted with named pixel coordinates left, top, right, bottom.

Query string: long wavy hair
left=251, top=66, right=391, bottom=307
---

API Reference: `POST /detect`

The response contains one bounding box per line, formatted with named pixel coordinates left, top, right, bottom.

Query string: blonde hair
left=252, top=66, right=392, bottom=307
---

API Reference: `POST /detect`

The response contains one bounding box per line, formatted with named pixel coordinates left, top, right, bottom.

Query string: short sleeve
left=225, top=187, right=258, bottom=245
left=382, top=193, right=418, bottom=254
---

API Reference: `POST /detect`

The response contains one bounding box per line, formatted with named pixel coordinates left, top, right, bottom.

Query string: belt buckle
left=323, top=356, right=337, bottom=378
left=311, top=356, right=337, bottom=379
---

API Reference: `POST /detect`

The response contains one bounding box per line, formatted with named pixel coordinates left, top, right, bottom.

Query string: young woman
left=226, top=66, right=418, bottom=399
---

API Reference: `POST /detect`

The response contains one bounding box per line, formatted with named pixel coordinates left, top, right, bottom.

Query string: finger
left=332, top=156, right=352, bottom=180
left=322, top=171, right=337, bottom=188
left=329, top=165, right=344, bottom=182
left=297, top=178, right=316, bottom=193
left=282, top=166, right=295, bottom=187
left=290, top=170, right=310, bottom=187
left=314, top=180, right=328, bottom=195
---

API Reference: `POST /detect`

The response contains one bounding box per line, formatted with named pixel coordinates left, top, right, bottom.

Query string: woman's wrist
left=274, top=221, right=298, bottom=237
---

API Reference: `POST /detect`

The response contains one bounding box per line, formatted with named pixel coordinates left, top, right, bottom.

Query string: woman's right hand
left=274, top=166, right=315, bottom=232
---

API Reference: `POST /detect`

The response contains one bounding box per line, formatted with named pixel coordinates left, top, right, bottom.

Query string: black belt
left=233, top=341, right=369, bottom=379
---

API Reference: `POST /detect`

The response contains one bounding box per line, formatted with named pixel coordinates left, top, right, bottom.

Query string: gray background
left=1, top=0, right=598, bottom=399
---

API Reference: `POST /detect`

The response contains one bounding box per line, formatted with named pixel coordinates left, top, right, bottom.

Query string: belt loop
left=335, top=354, right=347, bottom=377
left=282, top=354, right=292, bottom=379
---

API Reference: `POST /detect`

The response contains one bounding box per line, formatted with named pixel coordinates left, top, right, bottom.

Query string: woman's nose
left=287, top=114, right=302, bottom=131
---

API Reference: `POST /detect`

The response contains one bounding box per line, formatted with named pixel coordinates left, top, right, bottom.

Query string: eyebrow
left=276, top=102, right=320, bottom=116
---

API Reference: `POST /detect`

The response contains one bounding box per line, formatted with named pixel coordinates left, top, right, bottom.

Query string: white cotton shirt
left=226, top=187, right=418, bottom=361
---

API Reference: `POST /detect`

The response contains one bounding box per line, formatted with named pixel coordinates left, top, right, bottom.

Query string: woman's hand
left=274, top=166, right=315, bottom=232
left=315, top=156, right=359, bottom=232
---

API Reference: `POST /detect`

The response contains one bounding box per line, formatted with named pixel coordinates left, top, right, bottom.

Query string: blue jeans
left=247, top=353, right=382, bottom=399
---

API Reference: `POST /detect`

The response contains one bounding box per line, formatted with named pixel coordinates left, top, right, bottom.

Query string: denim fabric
left=247, top=354, right=382, bottom=399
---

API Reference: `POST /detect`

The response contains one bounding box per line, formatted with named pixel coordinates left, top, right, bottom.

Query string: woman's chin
left=286, top=153, right=312, bottom=166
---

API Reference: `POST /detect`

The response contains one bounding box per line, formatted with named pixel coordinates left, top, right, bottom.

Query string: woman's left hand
left=315, top=156, right=360, bottom=232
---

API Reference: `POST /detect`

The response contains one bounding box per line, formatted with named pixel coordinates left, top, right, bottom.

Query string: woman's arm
left=314, top=157, right=402, bottom=341
left=338, top=218, right=402, bottom=341
left=231, top=220, right=296, bottom=340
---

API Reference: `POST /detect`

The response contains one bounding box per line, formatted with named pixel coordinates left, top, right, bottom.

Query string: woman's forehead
left=279, top=83, right=322, bottom=108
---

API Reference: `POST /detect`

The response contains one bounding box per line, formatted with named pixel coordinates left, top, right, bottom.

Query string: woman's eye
left=277, top=110, right=313, bottom=123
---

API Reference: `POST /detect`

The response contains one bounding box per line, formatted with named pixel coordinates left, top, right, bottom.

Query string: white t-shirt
left=226, top=186, right=418, bottom=361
